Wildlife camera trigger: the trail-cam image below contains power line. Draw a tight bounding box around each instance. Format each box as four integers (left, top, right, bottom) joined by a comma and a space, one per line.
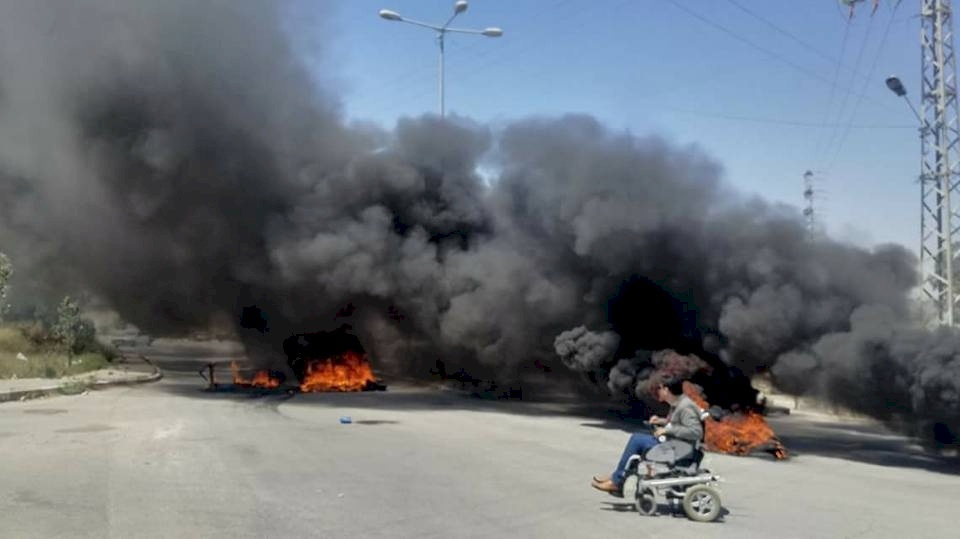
818, 13, 876, 170
825, 3, 899, 170
442, 0, 603, 98
724, 0, 868, 80
716, 1, 904, 170
664, 0, 890, 111
813, 21, 851, 166
355, 0, 905, 137
664, 106, 913, 128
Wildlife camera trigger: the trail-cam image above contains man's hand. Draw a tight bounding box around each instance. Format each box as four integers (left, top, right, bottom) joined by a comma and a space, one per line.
648, 415, 667, 426
653, 427, 667, 438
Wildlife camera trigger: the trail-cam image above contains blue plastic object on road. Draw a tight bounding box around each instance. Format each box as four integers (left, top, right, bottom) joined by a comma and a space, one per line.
339, 416, 352, 424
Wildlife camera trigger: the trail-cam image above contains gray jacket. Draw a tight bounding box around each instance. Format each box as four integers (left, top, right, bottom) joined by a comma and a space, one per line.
663, 395, 704, 443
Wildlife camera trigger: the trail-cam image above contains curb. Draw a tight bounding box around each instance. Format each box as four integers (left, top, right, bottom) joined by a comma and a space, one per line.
0, 355, 163, 404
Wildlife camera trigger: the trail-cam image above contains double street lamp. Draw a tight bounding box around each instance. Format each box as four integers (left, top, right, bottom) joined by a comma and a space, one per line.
379, 1, 503, 119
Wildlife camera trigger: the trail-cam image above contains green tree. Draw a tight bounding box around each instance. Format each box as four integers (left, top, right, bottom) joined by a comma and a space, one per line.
53, 296, 96, 359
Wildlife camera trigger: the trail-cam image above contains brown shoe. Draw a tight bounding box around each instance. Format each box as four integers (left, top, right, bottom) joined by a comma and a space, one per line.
590, 479, 620, 494
592, 474, 611, 483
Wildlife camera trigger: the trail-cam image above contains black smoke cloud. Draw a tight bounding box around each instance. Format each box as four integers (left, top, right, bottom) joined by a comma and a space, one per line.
0, 1, 956, 447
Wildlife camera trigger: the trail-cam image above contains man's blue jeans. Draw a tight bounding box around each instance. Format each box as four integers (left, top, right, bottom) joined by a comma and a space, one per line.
612, 433, 658, 485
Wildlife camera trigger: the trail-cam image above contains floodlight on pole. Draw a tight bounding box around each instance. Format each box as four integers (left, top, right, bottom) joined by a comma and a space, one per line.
378, 1, 502, 118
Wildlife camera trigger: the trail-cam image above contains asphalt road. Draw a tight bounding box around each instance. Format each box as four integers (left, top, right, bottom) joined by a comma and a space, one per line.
1, 340, 957, 538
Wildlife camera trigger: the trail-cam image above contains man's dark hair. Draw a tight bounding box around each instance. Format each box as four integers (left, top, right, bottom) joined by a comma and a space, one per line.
661, 377, 686, 396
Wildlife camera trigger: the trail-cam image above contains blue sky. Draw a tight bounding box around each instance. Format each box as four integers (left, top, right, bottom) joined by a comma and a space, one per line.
290, 0, 920, 250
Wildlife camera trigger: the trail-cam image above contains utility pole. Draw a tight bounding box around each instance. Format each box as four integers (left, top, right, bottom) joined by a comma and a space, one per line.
803, 170, 816, 239
886, 1, 959, 326
919, 0, 960, 326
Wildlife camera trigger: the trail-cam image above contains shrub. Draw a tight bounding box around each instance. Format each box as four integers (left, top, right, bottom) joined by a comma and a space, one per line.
18, 321, 56, 347
53, 296, 98, 357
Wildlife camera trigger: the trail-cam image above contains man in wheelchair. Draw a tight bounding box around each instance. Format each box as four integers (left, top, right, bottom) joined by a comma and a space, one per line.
591, 377, 704, 494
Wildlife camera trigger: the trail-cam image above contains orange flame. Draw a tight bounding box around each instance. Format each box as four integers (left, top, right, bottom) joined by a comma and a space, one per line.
231, 361, 281, 389
683, 381, 788, 459
300, 351, 376, 392
704, 410, 788, 459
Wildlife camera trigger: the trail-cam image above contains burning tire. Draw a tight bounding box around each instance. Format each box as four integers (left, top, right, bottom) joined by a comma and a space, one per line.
283, 327, 385, 392
681, 484, 721, 522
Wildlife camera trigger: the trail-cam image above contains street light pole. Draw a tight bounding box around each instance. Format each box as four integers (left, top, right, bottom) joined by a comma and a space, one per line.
379, 1, 503, 119
439, 31, 446, 118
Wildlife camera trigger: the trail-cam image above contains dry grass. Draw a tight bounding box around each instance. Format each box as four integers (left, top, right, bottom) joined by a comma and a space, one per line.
0, 326, 110, 379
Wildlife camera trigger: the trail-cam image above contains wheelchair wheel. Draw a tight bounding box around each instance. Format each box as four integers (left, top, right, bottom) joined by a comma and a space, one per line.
682, 484, 721, 522
637, 488, 658, 516
621, 474, 638, 505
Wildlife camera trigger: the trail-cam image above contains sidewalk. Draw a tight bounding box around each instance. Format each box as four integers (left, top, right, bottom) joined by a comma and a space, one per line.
0, 354, 162, 403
